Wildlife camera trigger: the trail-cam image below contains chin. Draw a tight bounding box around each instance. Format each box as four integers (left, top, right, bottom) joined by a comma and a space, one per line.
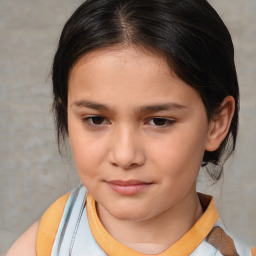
109, 205, 151, 222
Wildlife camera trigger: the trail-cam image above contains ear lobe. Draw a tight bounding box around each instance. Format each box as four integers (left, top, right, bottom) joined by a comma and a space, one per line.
205, 96, 235, 152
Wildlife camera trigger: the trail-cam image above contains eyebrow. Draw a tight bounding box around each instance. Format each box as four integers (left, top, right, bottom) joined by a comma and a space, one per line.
138, 103, 187, 115
72, 100, 110, 111
72, 100, 187, 113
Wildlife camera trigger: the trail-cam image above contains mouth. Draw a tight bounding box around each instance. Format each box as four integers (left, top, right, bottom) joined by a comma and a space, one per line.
106, 180, 153, 196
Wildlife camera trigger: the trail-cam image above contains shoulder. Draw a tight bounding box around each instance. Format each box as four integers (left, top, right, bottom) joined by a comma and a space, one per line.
36, 192, 70, 255
5, 192, 70, 256
206, 220, 254, 256
5, 220, 40, 256
198, 195, 254, 256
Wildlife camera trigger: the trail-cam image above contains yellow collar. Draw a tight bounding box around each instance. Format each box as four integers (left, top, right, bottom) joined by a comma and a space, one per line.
86, 193, 219, 256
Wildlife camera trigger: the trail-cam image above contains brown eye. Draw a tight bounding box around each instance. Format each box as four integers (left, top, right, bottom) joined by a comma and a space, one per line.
90, 116, 105, 125
152, 118, 168, 126
82, 116, 108, 126
148, 118, 175, 127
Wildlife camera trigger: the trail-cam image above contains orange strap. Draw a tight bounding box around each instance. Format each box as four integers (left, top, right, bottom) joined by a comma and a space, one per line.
36, 193, 70, 256
252, 247, 256, 256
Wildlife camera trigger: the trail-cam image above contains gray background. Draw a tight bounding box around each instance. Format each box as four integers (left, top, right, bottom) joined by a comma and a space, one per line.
0, 0, 255, 254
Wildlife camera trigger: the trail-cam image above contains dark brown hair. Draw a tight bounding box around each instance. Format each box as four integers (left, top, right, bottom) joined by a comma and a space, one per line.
52, 0, 239, 180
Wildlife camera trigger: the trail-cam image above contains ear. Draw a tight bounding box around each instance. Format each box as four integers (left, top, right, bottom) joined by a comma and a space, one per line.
205, 96, 235, 152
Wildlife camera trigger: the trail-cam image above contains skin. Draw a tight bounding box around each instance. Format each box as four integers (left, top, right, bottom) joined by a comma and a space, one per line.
5, 220, 39, 256
67, 46, 234, 253
6, 46, 234, 255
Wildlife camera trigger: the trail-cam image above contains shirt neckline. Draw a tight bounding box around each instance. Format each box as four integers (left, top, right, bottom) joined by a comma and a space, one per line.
86, 193, 219, 256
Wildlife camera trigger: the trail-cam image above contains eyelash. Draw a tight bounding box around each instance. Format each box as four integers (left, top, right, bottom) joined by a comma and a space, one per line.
147, 118, 175, 127
82, 116, 109, 127
81, 116, 175, 128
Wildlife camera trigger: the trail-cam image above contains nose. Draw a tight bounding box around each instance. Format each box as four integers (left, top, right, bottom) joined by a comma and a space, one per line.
108, 126, 145, 170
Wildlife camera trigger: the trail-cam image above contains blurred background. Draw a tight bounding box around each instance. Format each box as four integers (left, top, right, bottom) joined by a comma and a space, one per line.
0, 0, 255, 254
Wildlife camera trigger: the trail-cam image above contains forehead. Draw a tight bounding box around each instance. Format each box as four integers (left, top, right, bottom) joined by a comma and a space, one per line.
69, 45, 171, 81
67, 46, 202, 110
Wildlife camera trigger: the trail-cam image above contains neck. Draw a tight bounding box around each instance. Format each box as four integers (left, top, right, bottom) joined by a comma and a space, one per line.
97, 189, 203, 254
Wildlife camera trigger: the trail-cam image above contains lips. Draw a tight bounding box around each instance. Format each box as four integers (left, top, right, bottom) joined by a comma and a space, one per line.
106, 180, 152, 196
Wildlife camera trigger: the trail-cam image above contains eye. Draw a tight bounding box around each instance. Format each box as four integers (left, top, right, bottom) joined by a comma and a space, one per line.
148, 118, 174, 127
82, 115, 108, 126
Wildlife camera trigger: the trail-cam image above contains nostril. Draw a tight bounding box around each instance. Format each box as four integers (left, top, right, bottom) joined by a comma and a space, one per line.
109, 151, 145, 170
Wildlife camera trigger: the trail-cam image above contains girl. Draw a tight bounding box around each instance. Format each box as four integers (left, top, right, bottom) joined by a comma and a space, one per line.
7, 0, 255, 255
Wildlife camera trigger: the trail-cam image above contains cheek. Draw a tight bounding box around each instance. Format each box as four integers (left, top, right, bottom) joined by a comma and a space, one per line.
149, 130, 206, 178
68, 121, 106, 177
70, 138, 104, 168
70, 138, 104, 191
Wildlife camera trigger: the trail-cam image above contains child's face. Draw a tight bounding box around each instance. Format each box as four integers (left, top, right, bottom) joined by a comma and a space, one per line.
68, 46, 212, 222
